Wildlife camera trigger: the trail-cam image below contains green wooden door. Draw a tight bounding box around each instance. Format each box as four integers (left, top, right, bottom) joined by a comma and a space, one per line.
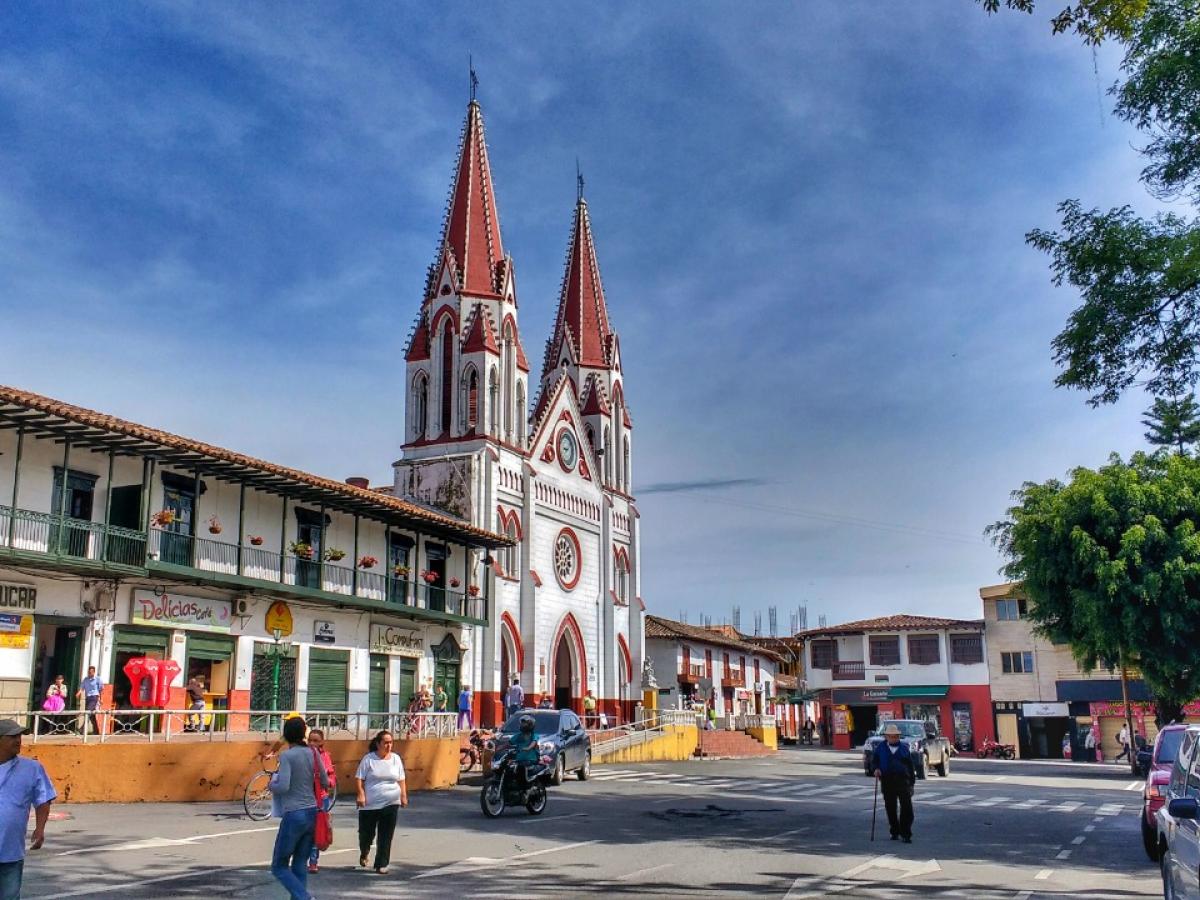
434, 662, 459, 712
369, 654, 388, 729
307, 648, 348, 713
397, 659, 417, 712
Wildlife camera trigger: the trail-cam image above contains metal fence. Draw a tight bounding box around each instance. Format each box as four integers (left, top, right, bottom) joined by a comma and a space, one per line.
17, 709, 460, 743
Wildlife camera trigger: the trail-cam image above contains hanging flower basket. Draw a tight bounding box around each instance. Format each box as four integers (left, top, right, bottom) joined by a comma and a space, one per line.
358, 555, 378, 569
248, 535, 264, 546
449, 577, 462, 588
151, 509, 175, 528
207, 515, 223, 535
289, 541, 314, 561
421, 569, 440, 584
393, 564, 411, 579
467, 584, 480, 597
324, 548, 346, 562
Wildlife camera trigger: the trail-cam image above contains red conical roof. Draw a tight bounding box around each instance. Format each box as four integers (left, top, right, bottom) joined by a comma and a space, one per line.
438, 101, 505, 297
462, 305, 500, 355
547, 199, 613, 370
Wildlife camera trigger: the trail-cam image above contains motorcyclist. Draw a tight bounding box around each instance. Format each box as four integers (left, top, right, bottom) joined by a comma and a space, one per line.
513, 714, 540, 786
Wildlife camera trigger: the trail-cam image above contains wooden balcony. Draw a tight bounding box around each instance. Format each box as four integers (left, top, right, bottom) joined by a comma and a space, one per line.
832, 661, 866, 681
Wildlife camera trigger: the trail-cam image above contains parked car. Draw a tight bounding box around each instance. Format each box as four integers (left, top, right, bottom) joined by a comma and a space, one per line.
861, 719, 953, 779
1143, 724, 1190, 860
1154, 724, 1200, 898
493, 708, 591, 785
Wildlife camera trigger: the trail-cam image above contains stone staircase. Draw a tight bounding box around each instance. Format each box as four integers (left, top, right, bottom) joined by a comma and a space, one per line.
695, 729, 774, 759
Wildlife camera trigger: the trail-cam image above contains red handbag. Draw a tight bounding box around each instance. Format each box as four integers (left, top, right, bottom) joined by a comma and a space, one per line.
311, 748, 333, 851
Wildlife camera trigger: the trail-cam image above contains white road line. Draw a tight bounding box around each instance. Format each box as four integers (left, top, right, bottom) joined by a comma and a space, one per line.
923, 793, 975, 806
1011, 799, 1046, 809
1015, 891, 1033, 899
412, 839, 601, 879
1072, 836, 1086, 845
55, 826, 278, 857
517, 812, 588, 825
616, 863, 675, 881
1035, 869, 1053, 880
1055, 849, 1072, 860
972, 796, 1013, 807
770, 827, 809, 840
1050, 802, 1083, 813
992, 775, 1009, 782
1127, 781, 1143, 791
1096, 804, 1123, 816
1084, 825, 1096, 833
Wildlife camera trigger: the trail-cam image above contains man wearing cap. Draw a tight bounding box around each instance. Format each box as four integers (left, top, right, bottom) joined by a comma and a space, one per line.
0, 719, 57, 898
872, 722, 916, 843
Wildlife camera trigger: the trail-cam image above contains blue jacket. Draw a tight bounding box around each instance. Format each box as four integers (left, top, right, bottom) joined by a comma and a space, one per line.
872, 740, 916, 781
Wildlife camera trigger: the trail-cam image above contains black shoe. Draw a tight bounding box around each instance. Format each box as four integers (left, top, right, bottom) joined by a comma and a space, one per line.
902, 836, 912, 843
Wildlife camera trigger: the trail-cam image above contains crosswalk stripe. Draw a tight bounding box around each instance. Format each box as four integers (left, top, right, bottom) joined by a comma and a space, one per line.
1012, 799, 1047, 809
1050, 802, 1083, 813
972, 796, 1013, 807
922, 793, 975, 806
1096, 804, 1123, 816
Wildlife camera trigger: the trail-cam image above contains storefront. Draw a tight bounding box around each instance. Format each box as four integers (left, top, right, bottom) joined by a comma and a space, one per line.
369, 622, 421, 713
830, 684, 993, 751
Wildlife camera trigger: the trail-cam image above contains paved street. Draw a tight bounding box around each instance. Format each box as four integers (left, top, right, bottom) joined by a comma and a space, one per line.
21, 747, 1157, 898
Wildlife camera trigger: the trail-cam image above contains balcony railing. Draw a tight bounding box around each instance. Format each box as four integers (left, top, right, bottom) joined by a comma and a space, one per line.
832, 661, 866, 681
721, 667, 744, 687
678, 663, 705, 683
148, 529, 485, 621
0, 504, 146, 568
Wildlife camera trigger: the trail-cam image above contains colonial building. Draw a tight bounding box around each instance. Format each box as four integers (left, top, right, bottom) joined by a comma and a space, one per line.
0, 386, 509, 724
802, 614, 994, 752
980, 581, 1164, 760
395, 97, 644, 725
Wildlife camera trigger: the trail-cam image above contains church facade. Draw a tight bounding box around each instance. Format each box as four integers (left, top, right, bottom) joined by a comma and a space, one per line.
394, 98, 644, 726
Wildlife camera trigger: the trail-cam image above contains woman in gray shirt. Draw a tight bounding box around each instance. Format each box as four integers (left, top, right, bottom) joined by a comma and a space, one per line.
268, 717, 329, 899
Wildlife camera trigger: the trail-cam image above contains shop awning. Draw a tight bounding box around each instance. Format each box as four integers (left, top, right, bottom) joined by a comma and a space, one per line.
888, 685, 949, 699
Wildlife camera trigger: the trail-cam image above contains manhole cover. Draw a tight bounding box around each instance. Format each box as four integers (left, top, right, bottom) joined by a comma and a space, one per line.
650, 804, 780, 821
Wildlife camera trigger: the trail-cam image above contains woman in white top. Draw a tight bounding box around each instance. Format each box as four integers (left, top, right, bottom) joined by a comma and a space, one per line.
355, 729, 407, 875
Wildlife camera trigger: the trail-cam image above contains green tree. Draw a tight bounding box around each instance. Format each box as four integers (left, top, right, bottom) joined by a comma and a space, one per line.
977, 0, 1149, 44
988, 451, 1200, 723
1142, 393, 1200, 451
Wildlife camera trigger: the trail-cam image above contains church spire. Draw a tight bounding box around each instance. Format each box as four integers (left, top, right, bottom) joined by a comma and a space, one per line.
435, 98, 505, 298
545, 190, 613, 372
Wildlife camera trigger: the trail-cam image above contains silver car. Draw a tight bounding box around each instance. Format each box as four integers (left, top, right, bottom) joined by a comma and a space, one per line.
1155, 725, 1200, 898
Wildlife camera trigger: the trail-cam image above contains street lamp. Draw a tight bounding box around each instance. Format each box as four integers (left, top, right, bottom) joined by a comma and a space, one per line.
262, 627, 291, 731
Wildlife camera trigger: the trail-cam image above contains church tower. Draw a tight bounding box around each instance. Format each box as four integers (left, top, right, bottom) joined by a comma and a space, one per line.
403, 98, 531, 456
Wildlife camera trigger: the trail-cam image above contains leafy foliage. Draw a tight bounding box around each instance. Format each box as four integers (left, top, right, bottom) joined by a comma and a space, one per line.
1142, 393, 1200, 451
1027, 201, 1200, 406
977, 0, 1149, 43
989, 452, 1200, 714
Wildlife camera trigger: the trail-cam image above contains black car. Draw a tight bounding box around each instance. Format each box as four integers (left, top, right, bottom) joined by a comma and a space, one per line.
861, 719, 953, 779
494, 708, 591, 785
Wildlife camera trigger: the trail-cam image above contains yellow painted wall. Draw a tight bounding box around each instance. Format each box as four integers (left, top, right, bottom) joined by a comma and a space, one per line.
593, 724, 699, 764
748, 726, 778, 750
24, 737, 459, 804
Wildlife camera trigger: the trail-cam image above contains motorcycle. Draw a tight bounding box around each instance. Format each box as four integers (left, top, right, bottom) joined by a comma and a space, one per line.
978, 737, 1015, 760
460, 729, 493, 772
480, 748, 551, 818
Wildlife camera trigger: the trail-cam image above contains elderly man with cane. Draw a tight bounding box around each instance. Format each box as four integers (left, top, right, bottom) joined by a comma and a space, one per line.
872, 722, 916, 843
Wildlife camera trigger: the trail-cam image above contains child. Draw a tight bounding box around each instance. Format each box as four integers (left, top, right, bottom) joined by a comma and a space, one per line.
307, 729, 336, 874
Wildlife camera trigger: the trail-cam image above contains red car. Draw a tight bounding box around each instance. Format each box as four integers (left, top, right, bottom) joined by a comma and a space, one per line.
1143, 723, 1189, 859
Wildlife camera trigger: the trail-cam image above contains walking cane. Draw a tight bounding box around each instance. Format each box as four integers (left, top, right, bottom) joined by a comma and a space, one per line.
870, 775, 879, 841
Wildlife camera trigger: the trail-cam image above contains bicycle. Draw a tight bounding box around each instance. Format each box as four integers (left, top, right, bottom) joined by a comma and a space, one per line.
244, 754, 339, 821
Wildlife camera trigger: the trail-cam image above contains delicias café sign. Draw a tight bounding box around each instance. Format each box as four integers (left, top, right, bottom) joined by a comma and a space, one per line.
132, 589, 232, 633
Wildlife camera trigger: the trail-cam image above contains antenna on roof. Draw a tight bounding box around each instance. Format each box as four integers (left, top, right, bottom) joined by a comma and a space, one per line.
576, 158, 585, 203
768, 607, 778, 638
703, 615, 711, 628
469, 55, 479, 102
680, 609, 687, 625
753, 611, 762, 637
818, 614, 827, 628
732, 606, 741, 632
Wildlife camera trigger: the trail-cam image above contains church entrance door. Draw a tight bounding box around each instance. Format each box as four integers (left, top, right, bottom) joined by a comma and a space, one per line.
553, 636, 573, 710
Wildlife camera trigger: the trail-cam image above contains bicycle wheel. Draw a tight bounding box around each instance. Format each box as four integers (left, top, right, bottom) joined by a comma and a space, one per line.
244, 770, 273, 821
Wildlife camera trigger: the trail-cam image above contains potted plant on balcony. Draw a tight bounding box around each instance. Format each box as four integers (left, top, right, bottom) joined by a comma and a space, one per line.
207, 515, 223, 535
449, 576, 461, 588
358, 555, 378, 569
467, 584, 480, 597
289, 541, 314, 561
392, 564, 410, 579
421, 569, 439, 584
248, 535, 264, 546
151, 509, 175, 528
323, 548, 346, 563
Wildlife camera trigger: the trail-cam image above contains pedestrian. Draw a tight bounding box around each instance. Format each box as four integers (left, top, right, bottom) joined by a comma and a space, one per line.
268, 715, 328, 900
434, 683, 448, 713
1084, 726, 1097, 763
41, 675, 67, 734
804, 718, 816, 745
505, 676, 523, 718
75, 666, 104, 736
457, 685, 473, 731
306, 729, 336, 875
185, 674, 206, 732
1116, 724, 1131, 763
0, 719, 56, 900
583, 690, 597, 727
355, 729, 407, 876
872, 722, 916, 843
538, 695, 554, 709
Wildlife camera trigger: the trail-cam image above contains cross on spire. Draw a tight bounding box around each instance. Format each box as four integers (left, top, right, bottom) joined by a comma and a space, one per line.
469, 56, 479, 103
576, 158, 585, 203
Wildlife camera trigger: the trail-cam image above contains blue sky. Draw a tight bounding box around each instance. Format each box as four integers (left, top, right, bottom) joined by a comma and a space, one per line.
0, 3, 1162, 630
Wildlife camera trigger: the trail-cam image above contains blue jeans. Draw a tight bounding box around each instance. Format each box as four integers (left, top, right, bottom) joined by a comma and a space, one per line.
272, 808, 316, 899
0, 860, 23, 900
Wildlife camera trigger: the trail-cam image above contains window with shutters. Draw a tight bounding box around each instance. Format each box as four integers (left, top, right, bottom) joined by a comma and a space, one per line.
869, 636, 900, 666
810, 640, 834, 670
1001, 651, 1034, 674
907, 634, 940, 665
950, 634, 984, 664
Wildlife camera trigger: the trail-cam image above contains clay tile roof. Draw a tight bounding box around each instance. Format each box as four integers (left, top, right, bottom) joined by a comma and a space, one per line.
797, 614, 983, 639
645, 614, 782, 660
0, 385, 511, 547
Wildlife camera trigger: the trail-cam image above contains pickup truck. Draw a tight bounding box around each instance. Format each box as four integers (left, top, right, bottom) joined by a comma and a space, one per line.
861, 719, 954, 779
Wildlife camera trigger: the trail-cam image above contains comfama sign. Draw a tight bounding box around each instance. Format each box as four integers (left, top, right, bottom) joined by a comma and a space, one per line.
132, 589, 232, 633
370, 624, 423, 658
0, 582, 36, 611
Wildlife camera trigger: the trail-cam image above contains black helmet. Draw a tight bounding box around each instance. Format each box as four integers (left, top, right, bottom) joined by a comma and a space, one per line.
519, 715, 535, 733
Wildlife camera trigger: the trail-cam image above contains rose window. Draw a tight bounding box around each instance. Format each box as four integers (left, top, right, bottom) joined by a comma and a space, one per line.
554, 530, 581, 590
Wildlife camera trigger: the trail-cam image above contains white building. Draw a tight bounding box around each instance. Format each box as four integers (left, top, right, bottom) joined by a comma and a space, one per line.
0, 386, 509, 725
395, 97, 644, 725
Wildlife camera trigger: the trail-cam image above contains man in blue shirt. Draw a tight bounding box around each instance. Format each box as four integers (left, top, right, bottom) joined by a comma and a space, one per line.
75, 666, 104, 735
0, 718, 57, 898
505, 677, 524, 718
872, 722, 916, 843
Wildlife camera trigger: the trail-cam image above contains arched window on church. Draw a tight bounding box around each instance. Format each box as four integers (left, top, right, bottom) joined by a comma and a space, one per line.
615, 551, 629, 604
623, 437, 631, 492
502, 322, 516, 441
462, 366, 479, 432
489, 367, 499, 436
585, 424, 595, 454
515, 382, 526, 446
412, 372, 428, 440
603, 425, 612, 485
507, 519, 521, 577
439, 322, 456, 435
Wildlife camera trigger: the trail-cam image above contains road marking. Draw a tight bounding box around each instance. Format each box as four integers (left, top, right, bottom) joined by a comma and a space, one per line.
972, 796, 1013, 807
785, 855, 941, 899
1072, 836, 1086, 845
1084, 825, 1096, 833
770, 827, 809, 840
1126, 781, 1143, 791
922, 793, 975, 806
1055, 849, 1072, 860
1050, 801, 1083, 813
1011, 799, 1046, 809
412, 839, 601, 879
55, 826, 278, 857
517, 812, 588, 825
616, 863, 675, 881
1035, 869, 1053, 880
992, 775, 1008, 782
1096, 804, 1123, 816
1015, 892, 1033, 899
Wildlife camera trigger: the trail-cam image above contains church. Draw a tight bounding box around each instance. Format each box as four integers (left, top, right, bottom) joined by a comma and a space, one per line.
394, 94, 645, 727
